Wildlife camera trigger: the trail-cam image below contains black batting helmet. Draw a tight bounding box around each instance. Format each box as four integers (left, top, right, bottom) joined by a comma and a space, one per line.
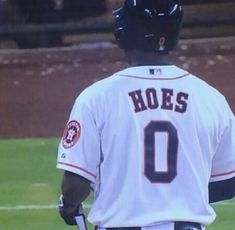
113, 0, 183, 53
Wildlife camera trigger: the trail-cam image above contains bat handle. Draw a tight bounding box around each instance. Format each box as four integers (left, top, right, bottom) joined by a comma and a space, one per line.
75, 215, 87, 230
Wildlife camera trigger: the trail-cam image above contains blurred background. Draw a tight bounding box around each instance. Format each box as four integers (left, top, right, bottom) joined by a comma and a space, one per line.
0, 0, 234, 139
0, 0, 234, 49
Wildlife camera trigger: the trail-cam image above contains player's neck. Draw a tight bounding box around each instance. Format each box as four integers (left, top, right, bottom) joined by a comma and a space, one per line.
125, 50, 171, 66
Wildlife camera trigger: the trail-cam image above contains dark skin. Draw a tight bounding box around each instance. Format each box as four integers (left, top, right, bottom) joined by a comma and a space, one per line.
61, 171, 91, 216
125, 50, 170, 66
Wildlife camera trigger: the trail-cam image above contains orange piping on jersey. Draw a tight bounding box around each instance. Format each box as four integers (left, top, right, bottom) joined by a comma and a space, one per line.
58, 161, 96, 178
117, 73, 190, 80
211, 169, 235, 178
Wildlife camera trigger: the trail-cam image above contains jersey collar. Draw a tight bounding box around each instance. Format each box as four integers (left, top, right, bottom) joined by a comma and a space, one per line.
116, 65, 189, 80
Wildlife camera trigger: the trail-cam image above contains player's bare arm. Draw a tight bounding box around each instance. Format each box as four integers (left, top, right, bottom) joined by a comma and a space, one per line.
59, 171, 91, 225
209, 176, 235, 203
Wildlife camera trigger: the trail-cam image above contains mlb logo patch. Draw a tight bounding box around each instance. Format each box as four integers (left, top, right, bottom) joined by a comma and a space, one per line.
149, 68, 162, 76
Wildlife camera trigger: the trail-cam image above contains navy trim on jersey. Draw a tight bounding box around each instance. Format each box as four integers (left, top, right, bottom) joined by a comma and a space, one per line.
209, 176, 235, 203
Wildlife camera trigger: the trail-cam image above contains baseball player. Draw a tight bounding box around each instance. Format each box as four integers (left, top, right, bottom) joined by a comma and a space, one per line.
56, 0, 235, 230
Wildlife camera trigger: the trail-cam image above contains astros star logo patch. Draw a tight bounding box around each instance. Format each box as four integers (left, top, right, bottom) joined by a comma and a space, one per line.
62, 120, 81, 149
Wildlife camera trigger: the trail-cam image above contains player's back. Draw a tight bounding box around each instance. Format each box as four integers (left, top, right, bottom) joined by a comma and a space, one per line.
84, 65, 229, 227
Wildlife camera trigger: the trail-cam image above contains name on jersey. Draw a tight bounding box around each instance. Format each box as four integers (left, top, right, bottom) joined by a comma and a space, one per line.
128, 88, 189, 113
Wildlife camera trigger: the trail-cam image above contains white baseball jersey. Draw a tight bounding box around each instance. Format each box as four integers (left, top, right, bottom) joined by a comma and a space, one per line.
57, 65, 235, 228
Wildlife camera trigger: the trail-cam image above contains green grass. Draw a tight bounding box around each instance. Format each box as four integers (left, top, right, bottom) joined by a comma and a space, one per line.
0, 138, 61, 206
208, 202, 235, 230
0, 138, 234, 230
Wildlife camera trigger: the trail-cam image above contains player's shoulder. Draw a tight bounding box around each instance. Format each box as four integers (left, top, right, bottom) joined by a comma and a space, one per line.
75, 71, 123, 103
183, 70, 228, 110
84, 73, 119, 93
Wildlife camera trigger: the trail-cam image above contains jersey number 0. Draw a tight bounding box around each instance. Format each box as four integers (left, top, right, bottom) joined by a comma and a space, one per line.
144, 121, 178, 183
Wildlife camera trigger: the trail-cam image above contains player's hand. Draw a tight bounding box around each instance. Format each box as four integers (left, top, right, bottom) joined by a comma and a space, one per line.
58, 194, 84, 225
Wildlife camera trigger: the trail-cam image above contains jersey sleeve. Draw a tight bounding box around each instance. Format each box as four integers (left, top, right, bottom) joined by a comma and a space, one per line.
210, 102, 235, 183
56, 92, 101, 183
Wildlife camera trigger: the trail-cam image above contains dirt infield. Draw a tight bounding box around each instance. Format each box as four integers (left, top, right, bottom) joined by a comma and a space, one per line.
0, 37, 235, 138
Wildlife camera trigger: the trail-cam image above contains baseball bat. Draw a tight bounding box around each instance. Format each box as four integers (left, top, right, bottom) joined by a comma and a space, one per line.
75, 215, 87, 230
